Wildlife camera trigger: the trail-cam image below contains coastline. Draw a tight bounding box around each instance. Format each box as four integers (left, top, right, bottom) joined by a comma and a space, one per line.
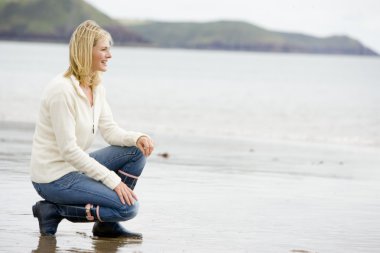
1, 121, 380, 252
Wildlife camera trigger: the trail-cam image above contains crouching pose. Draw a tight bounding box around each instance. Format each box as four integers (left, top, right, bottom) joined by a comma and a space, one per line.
30, 20, 154, 238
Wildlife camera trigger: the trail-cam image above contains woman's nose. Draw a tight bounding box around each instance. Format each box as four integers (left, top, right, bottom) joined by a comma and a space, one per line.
107, 51, 112, 59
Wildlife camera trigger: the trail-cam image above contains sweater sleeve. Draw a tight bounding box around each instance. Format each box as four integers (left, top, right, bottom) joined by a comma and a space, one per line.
48, 91, 121, 190
98, 88, 146, 146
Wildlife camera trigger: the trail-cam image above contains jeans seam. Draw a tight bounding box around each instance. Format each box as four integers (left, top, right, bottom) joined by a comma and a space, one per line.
101, 150, 138, 167
69, 185, 124, 208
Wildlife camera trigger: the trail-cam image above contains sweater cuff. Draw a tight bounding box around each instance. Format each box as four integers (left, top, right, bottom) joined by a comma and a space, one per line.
102, 171, 122, 190
134, 133, 150, 146
124, 132, 148, 146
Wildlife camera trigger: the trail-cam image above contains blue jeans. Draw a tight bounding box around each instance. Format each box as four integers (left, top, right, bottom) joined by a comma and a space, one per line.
32, 146, 146, 222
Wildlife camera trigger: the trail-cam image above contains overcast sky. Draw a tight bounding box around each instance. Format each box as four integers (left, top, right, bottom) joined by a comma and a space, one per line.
86, 0, 380, 53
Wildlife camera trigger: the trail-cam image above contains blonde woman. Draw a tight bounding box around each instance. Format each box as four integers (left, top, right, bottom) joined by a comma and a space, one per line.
30, 20, 154, 239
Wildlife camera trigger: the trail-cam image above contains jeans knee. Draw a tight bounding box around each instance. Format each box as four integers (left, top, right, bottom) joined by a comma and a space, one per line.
118, 201, 139, 221
128, 148, 146, 176
135, 148, 146, 166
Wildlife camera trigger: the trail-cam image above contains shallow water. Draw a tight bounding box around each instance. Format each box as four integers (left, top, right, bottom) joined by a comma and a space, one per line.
1, 122, 380, 252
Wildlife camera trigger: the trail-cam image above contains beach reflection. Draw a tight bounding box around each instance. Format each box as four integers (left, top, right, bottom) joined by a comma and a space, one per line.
32, 236, 57, 253
91, 237, 142, 253
31, 235, 142, 253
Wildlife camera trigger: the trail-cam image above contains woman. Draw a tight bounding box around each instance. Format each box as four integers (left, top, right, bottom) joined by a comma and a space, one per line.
30, 20, 154, 239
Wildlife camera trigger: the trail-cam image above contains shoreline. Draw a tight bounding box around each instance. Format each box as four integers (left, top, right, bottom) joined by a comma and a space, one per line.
1, 119, 379, 153
1, 120, 380, 252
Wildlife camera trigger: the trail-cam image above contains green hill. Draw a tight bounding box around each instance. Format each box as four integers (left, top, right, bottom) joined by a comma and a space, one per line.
123, 20, 377, 56
0, 0, 377, 56
0, 0, 146, 44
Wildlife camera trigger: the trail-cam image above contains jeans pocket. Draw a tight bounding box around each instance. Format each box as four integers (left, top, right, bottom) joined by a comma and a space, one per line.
53, 172, 80, 189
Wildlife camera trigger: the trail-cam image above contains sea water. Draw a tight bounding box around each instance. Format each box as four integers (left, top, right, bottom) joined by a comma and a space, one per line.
0, 41, 379, 148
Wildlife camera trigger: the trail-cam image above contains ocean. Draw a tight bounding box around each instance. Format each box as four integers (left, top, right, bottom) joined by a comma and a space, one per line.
1, 41, 380, 147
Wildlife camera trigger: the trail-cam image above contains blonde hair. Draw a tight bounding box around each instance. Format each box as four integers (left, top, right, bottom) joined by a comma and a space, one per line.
64, 20, 113, 87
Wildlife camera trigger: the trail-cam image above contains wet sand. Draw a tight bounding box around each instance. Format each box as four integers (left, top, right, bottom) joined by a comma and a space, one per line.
1, 121, 380, 252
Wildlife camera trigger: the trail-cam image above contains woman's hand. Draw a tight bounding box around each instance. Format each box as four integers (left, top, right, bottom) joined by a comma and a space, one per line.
137, 136, 154, 157
114, 182, 138, 206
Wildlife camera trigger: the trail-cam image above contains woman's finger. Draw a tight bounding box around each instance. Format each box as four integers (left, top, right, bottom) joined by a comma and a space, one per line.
116, 188, 125, 205
146, 139, 154, 156
131, 190, 138, 201
126, 186, 138, 204
149, 145, 154, 156
137, 141, 148, 156
143, 137, 154, 156
128, 192, 135, 205
122, 187, 132, 206
142, 139, 150, 156
137, 136, 155, 157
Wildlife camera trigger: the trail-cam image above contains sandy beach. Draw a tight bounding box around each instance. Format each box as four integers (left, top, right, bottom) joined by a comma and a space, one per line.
1, 121, 380, 253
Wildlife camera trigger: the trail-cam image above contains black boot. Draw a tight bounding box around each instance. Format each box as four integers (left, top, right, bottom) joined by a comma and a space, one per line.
92, 222, 143, 239
32, 201, 63, 236
117, 170, 139, 190
58, 203, 98, 223
91, 170, 142, 239
33, 201, 98, 236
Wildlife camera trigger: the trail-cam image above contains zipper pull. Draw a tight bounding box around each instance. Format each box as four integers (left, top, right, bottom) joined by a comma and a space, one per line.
92, 105, 95, 134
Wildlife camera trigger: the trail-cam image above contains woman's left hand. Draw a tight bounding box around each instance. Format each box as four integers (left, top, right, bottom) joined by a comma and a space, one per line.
137, 136, 154, 157
114, 182, 137, 206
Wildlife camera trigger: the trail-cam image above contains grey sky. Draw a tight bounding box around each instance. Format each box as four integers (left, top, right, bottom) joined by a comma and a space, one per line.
86, 0, 380, 53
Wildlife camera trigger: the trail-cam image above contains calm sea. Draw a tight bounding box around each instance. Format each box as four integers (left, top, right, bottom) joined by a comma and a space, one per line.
1, 41, 379, 147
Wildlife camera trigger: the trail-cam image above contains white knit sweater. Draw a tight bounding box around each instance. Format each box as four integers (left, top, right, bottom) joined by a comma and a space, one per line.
30, 73, 145, 190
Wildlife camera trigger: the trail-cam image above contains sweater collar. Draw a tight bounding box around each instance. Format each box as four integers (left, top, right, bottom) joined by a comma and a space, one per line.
69, 75, 98, 99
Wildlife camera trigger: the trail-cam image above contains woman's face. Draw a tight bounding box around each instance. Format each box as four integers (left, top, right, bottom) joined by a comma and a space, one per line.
92, 38, 112, 72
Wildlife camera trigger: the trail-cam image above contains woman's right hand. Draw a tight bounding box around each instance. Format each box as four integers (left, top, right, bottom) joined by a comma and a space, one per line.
114, 182, 138, 206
